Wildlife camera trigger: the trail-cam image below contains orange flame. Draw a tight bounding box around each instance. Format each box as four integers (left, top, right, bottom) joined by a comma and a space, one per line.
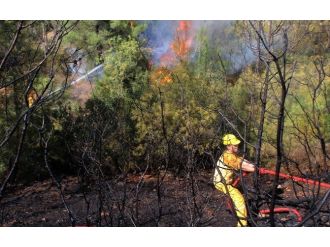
151, 21, 193, 85
171, 20, 193, 59
158, 20, 193, 67
151, 67, 173, 85
159, 53, 175, 67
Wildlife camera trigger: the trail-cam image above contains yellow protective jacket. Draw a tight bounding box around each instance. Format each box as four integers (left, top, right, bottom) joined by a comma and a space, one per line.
213, 151, 248, 226
213, 151, 243, 185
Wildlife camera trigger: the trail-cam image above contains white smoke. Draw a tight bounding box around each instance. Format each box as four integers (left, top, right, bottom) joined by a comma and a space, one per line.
144, 20, 256, 73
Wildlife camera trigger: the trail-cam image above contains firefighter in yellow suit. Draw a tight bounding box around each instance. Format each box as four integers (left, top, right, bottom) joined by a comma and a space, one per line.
213, 134, 255, 227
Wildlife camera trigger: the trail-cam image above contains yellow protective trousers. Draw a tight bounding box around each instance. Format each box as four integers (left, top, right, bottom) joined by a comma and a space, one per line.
215, 183, 247, 227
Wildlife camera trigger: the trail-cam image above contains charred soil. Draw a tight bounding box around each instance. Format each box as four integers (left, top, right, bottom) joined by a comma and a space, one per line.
1, 170, 329, 227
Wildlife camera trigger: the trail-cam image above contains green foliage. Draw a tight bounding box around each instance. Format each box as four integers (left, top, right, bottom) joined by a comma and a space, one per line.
95, 37, 148, 106
0, 21, 77, 183
132, 62, 226, 171
231, 21, 330, 168
63, 21, 150, 173
285, 56, 330, 144
1, 20, 330, 184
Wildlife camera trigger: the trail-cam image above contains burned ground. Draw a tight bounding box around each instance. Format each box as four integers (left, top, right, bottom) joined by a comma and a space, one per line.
0, 170, 329, 227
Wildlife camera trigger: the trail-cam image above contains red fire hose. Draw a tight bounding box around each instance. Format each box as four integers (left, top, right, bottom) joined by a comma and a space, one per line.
258, 168, 330, 189
230, 167, 330, 224
259, 207, 302, 222
232, 172, 248, 187
233, 168, 330, 189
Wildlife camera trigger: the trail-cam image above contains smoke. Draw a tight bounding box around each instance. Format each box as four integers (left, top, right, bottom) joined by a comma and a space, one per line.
68, 20, 258, 103
144, 20, 256, 73
198, 20, 255, 73
144, 20, 199, 67
144, 20, 179, 65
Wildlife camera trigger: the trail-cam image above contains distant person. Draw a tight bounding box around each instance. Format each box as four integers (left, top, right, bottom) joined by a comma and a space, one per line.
213, 134, 255, 227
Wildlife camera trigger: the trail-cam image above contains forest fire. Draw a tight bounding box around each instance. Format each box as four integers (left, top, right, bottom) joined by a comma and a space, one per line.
171, 20, 193, 58
151, 21, 193, 85
150, 67, 173, 85
159, 20, 193, 66
2, 20, 330, 230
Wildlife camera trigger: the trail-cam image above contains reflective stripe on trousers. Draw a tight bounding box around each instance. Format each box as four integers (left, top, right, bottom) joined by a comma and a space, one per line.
215, 182, 247, 227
